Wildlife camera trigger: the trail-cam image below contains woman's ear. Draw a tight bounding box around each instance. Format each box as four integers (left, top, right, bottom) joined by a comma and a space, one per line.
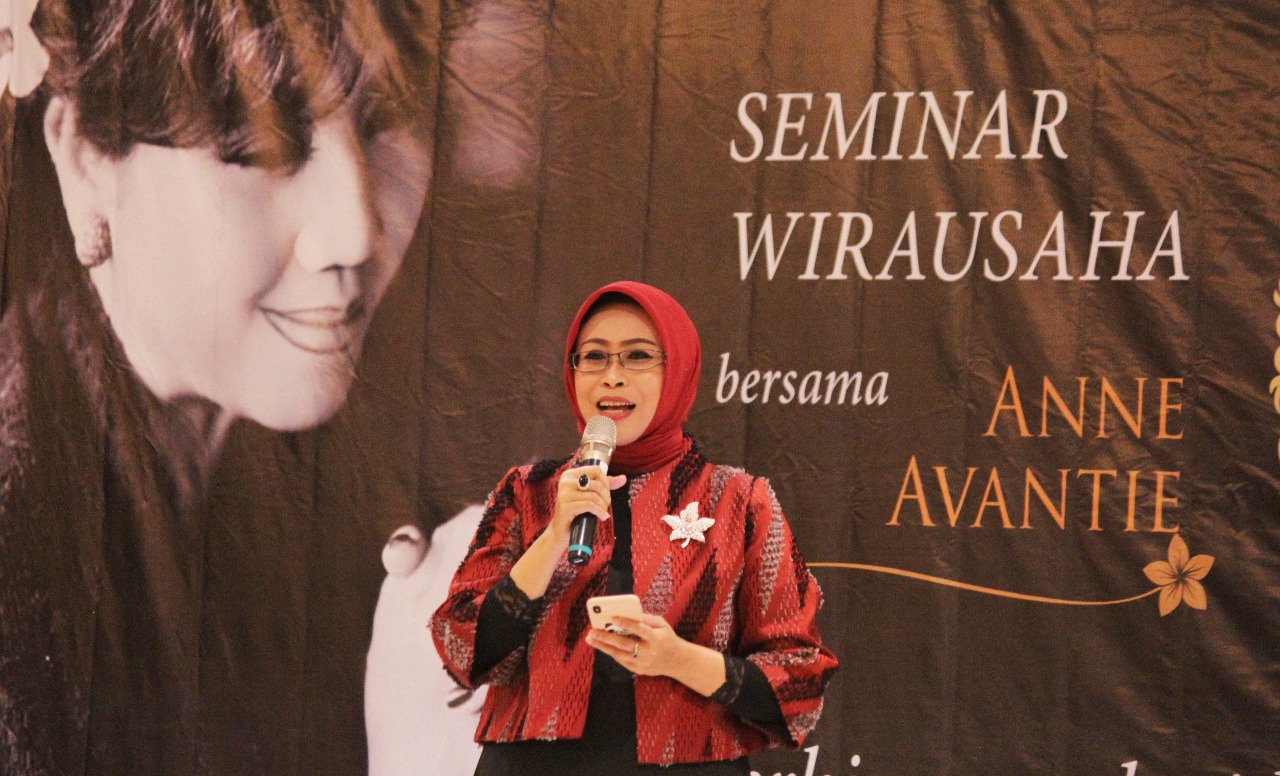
43, 96, 117, 266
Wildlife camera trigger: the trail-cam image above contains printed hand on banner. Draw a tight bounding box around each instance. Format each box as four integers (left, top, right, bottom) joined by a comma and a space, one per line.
366, 508, 487, 776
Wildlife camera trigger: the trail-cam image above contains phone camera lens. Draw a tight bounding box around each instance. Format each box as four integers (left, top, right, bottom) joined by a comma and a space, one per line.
592, 605, 601, 613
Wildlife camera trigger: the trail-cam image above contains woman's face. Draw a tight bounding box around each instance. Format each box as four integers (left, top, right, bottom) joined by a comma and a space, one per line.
82, 103, 432, 430
573, 302, 664, 448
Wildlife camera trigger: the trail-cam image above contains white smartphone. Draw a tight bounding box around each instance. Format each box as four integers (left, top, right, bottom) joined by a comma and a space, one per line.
586, 594, 644, 636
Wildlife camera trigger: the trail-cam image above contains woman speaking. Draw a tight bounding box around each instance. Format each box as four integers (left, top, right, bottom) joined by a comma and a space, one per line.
432, 281, 838, 774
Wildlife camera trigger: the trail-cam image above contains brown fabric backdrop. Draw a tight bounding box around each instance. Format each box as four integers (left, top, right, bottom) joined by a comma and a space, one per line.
2, 1, 1277, 774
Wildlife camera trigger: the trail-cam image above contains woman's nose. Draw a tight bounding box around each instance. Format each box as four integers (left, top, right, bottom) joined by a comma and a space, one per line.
291, 113, 378, 273
601, 359, 628, 385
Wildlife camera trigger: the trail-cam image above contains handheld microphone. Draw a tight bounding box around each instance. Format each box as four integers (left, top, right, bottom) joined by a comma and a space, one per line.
567, 415, 617, 566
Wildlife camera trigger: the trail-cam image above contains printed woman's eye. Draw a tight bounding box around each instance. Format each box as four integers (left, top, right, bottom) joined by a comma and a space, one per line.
581, 350, 610, 365
219, 122, 312, 171
623, 349, 656, 365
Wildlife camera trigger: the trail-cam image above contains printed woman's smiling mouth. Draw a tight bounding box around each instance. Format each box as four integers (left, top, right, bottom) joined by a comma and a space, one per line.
261, 299, 367, 355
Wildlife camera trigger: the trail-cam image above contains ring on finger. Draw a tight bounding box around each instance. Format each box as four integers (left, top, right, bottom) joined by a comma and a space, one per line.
631, 641, 639, 659
577, 473, 591, 491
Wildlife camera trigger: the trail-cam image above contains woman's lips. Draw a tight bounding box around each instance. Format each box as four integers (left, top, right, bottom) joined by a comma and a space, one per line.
261, 300, 365, 355
596, 399, 636, 420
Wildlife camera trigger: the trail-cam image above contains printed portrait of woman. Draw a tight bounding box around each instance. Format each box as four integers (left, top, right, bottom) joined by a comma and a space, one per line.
0, 0, 475, 772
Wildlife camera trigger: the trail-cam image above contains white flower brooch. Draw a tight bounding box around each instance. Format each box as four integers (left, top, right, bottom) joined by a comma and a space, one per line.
2, 0, 49, 98
661, 502, 714, 547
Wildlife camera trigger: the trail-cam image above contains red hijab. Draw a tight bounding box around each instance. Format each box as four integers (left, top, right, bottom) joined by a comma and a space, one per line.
563, 282, 701, 474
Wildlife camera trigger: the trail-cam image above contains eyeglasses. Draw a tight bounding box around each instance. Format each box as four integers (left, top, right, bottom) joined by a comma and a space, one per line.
569, 348, 666, 373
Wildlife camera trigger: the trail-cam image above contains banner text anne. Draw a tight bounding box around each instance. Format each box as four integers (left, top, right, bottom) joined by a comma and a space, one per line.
890, 368, 1186, 533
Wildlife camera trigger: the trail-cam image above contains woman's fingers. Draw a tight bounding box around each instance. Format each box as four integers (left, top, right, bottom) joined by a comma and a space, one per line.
586, 628, 649, 672
586, 628, 634, 654
563, 466, 612, 500
549, 466, 626, 548
586, 614, 682, 677
609, 616, 645, 636
610, 614, 669, 643
558, 466, 612, 519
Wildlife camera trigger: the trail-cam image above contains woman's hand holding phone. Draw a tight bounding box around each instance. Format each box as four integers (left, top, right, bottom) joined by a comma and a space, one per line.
584, 596, 728, 697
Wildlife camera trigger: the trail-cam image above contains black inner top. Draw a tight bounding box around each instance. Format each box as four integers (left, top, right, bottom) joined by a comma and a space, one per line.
468, 485, 785, 775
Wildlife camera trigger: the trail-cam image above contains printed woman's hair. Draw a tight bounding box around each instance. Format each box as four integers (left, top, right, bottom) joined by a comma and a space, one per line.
32, 0, 435, 170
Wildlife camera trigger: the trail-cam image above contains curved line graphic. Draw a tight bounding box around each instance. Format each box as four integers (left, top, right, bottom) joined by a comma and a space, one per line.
809, 562, 1161, 606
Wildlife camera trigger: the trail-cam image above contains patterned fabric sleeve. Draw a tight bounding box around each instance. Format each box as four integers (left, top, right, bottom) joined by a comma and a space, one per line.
471, 575, 543, 681
716, 655, 786, 725
736, 476, 839, 747
708, 653, 746, 706
430, 467, 532, 689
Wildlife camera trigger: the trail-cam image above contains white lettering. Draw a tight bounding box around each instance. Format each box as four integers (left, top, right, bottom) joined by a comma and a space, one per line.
716, 353, 739, 403
730, 92, 767, 162
732, 209, 1187, 282
1025, 89, 1070, 159
876, 211, 927, 280
986, 210, 1022, 281
765, 93, 813, 161
811, 92, 883, 161
730, 89, 1069, 162
1020, 211, 1071, 280
780, 372, 797, 404
740, 370, 761, 403
829, 212, 874, 280
798, 212, 833, 280
799, 372, 824, 404
933, 211, 987, 282
1084, 211, 1144, 281
735, 212, 806, 280
882, 92, 915, 160
1137, 211, 1188, 280
964, 91, 1015, 160
715, 353, 890, 407
909, 91, 973, 160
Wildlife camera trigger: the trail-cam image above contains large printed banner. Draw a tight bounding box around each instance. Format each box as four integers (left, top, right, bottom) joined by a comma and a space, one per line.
1, 1, 1276, 774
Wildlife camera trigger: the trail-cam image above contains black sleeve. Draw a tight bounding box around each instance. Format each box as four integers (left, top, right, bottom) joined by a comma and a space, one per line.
709, 654, 786, 725
470, 575, 542, 683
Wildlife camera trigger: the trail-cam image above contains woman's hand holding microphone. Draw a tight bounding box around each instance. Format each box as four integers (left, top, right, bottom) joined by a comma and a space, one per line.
508, 465, 625, 600
545, 466, 627, 549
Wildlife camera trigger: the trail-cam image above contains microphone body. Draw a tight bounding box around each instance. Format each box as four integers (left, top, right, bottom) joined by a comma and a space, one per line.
567, 416, 616, 566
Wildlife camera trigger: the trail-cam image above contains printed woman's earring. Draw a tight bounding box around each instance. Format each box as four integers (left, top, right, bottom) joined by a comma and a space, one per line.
77, 216, 112, 268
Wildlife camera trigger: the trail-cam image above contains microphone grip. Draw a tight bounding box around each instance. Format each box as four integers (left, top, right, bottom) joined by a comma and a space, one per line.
566, 452, 608, 566
567, 512, 597, 566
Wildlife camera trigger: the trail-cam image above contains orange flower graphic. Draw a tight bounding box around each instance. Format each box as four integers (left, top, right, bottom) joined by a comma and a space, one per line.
1143, 534, 1214, 616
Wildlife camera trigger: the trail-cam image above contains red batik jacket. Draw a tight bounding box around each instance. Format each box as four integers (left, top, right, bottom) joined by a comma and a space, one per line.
431, 442, 838, 765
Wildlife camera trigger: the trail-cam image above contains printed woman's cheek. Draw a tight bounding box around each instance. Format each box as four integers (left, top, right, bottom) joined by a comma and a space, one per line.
44, 102, 432, 431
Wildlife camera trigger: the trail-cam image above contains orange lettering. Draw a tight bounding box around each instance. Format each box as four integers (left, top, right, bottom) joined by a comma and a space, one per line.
985, 366, 1031, 437
1152, 471, 1180, 532
1078, 469, 1117, 531
889, 456, 933, 526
